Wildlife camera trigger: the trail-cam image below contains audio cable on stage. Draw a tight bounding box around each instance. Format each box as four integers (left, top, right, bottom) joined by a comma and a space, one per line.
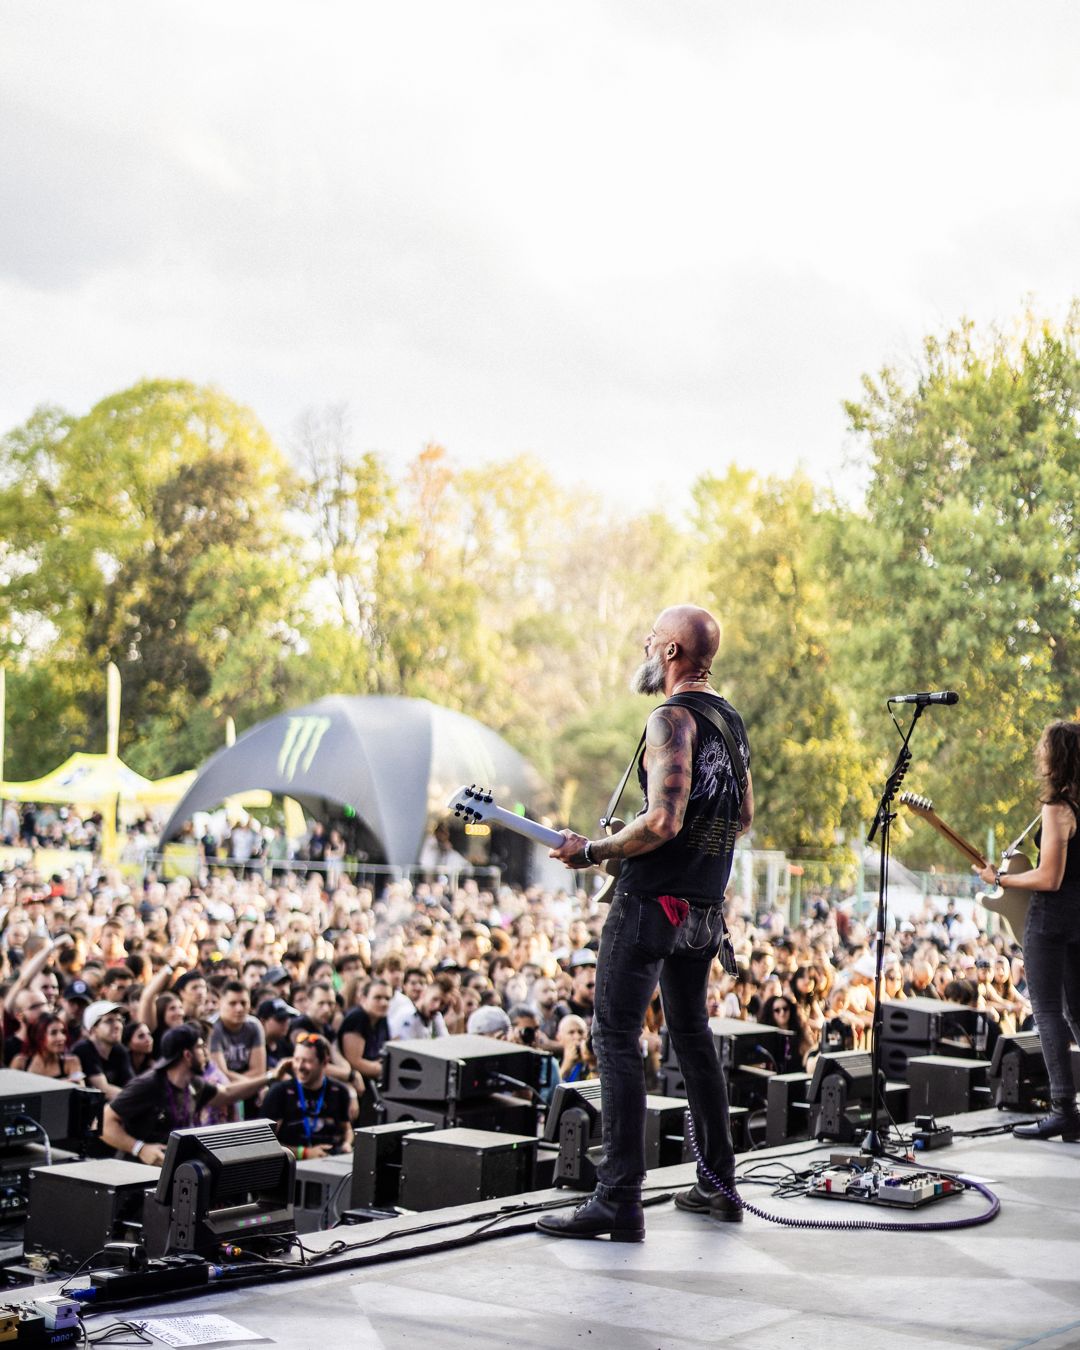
685, 1111, 1001, 1234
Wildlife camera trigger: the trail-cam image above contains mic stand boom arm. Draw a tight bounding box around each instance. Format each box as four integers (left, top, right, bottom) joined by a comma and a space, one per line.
863, 703, 926, 1156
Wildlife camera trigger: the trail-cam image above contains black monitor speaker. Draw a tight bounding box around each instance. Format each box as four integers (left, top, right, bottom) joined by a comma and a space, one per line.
990, 1032, 1048, 1109
543, 1081, 602, 1189
807, 1051, 876, 1105
807, 1051, 878, 1142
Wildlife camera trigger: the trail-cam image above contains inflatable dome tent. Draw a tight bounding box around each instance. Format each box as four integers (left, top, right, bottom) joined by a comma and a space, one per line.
160, 695, 553, 869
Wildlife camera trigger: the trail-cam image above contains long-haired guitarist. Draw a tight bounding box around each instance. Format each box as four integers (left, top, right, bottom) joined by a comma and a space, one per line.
537, 604, 753, 1242
974, 720, 1080, 1142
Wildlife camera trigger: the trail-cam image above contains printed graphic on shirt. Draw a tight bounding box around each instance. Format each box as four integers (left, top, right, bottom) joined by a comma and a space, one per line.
689, 734, 749, 803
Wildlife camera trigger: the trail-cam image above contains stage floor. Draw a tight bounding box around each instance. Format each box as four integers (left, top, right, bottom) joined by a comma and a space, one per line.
23, 1108, 1080, 1350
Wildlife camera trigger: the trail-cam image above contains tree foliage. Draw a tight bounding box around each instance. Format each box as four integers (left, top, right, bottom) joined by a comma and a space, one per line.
0, 381, 305, 777
839, 309, 1080, 863
693, 468, 876, 863
4, 308, 1080, 876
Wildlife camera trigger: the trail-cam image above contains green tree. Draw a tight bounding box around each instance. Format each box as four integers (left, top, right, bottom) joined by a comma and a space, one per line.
0, 380, 308, 777
840, 309, 1080, 866
693, 467, 875, 865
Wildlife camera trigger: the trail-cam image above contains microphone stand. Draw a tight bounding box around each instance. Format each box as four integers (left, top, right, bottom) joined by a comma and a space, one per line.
862, 702, 926, 1156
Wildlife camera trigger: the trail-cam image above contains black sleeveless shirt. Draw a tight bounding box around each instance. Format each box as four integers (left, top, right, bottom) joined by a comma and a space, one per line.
1035, 801, 1080, 903
617, 694, 750, 906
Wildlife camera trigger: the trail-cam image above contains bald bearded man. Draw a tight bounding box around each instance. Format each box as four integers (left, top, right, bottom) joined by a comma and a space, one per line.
538, 605, 754, 1242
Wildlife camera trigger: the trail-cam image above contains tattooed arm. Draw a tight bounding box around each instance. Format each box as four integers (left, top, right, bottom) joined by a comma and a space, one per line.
549, 707, 696, 867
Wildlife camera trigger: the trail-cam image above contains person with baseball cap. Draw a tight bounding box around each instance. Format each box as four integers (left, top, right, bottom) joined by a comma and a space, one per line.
257, 997, 298, 1068
101, 1022, 293, 1167
71, 1001, 132, 1101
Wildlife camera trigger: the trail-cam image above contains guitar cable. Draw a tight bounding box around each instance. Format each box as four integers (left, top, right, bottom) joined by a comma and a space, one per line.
684, 1110, 1001, 1234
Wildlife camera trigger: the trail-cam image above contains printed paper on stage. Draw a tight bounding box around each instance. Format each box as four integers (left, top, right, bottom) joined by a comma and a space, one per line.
141, 1314, 265, 1347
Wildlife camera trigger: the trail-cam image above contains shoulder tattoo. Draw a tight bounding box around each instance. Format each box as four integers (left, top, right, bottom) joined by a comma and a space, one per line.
646, 707, 695, 749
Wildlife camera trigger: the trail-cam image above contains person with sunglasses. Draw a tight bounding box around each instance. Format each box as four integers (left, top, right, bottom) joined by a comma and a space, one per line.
262, 1032, 353, 1159
759, 996, 809, 1071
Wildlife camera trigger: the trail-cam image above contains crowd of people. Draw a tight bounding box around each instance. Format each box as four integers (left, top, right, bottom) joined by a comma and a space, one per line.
0, 823, 1031, 1170
1, 800, 102, 852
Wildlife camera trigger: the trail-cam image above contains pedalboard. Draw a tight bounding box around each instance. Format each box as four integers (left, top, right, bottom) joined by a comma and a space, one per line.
809, 1163, 963, 1208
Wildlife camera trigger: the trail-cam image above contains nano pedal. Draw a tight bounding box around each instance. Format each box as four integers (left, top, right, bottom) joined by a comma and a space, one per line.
31, 1297, 80, 1332
11, 1310, 81, 1347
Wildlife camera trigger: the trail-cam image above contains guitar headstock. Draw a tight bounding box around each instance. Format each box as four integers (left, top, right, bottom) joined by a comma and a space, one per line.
446, 784, 495, 826
899, 792, 934, 817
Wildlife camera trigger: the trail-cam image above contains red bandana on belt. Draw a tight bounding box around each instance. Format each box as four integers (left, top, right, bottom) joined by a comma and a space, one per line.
657, 895, 690, 926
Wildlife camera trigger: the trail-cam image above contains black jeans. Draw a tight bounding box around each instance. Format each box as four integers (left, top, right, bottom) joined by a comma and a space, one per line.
1024, 896, 1080, 1100
591, 890, 735, 1201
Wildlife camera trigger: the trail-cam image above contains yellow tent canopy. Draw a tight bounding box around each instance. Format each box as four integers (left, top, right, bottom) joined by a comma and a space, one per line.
135, 770, 198, 806
0, 752, 153, 804
0, 754, 197, 808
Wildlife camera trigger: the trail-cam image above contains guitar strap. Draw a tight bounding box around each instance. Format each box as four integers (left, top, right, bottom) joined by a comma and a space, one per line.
1004, 813, 1041, 859
600, 728, 647, 830
666, 693, 748, 799
600, 693, 747, 829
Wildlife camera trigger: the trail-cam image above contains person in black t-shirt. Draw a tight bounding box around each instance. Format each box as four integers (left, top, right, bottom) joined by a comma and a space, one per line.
539, 605, 753, 1243
339, 979, 391, 1083
72, 1001, 132, 1101
257, 997, 297, 1068
102, 1023, 292, 1167
290, 982, 358, 1092
261, 1033, 352, 1159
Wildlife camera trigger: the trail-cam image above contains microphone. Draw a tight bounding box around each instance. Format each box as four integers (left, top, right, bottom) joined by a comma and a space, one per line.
889, 690, 959, 706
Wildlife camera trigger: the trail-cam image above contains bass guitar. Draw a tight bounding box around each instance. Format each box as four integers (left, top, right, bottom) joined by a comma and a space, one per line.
899, 792, 1031, 942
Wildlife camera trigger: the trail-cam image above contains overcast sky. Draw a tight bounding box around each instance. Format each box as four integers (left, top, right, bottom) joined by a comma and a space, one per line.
2, 2, 1078, 512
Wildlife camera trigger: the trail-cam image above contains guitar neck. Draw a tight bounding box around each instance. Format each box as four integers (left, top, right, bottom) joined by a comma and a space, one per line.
913, 813, 988, 868
479, 801, 565, 850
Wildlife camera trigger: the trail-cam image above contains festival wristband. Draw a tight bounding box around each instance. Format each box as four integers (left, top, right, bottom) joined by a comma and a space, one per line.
583, 841, 595, 865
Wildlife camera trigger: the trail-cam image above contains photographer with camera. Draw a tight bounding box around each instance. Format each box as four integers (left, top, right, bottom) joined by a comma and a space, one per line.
507, 1003, 560, 1104
555, 1013, 596, 1083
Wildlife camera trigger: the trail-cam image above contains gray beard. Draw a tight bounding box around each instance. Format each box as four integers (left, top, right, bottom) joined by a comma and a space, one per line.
631, 651, 666, 695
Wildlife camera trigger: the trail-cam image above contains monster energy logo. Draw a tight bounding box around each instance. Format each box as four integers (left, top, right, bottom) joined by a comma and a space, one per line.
277, 716, 332, 781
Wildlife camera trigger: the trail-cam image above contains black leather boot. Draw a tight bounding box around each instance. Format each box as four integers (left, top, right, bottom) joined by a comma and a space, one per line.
674, 1180, 744, 1222
1013, 1098, 1080, 1142
536, 1193, 645, 1242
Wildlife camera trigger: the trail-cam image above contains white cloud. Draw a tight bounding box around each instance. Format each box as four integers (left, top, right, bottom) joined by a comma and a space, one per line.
1, 0, 1078, 511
